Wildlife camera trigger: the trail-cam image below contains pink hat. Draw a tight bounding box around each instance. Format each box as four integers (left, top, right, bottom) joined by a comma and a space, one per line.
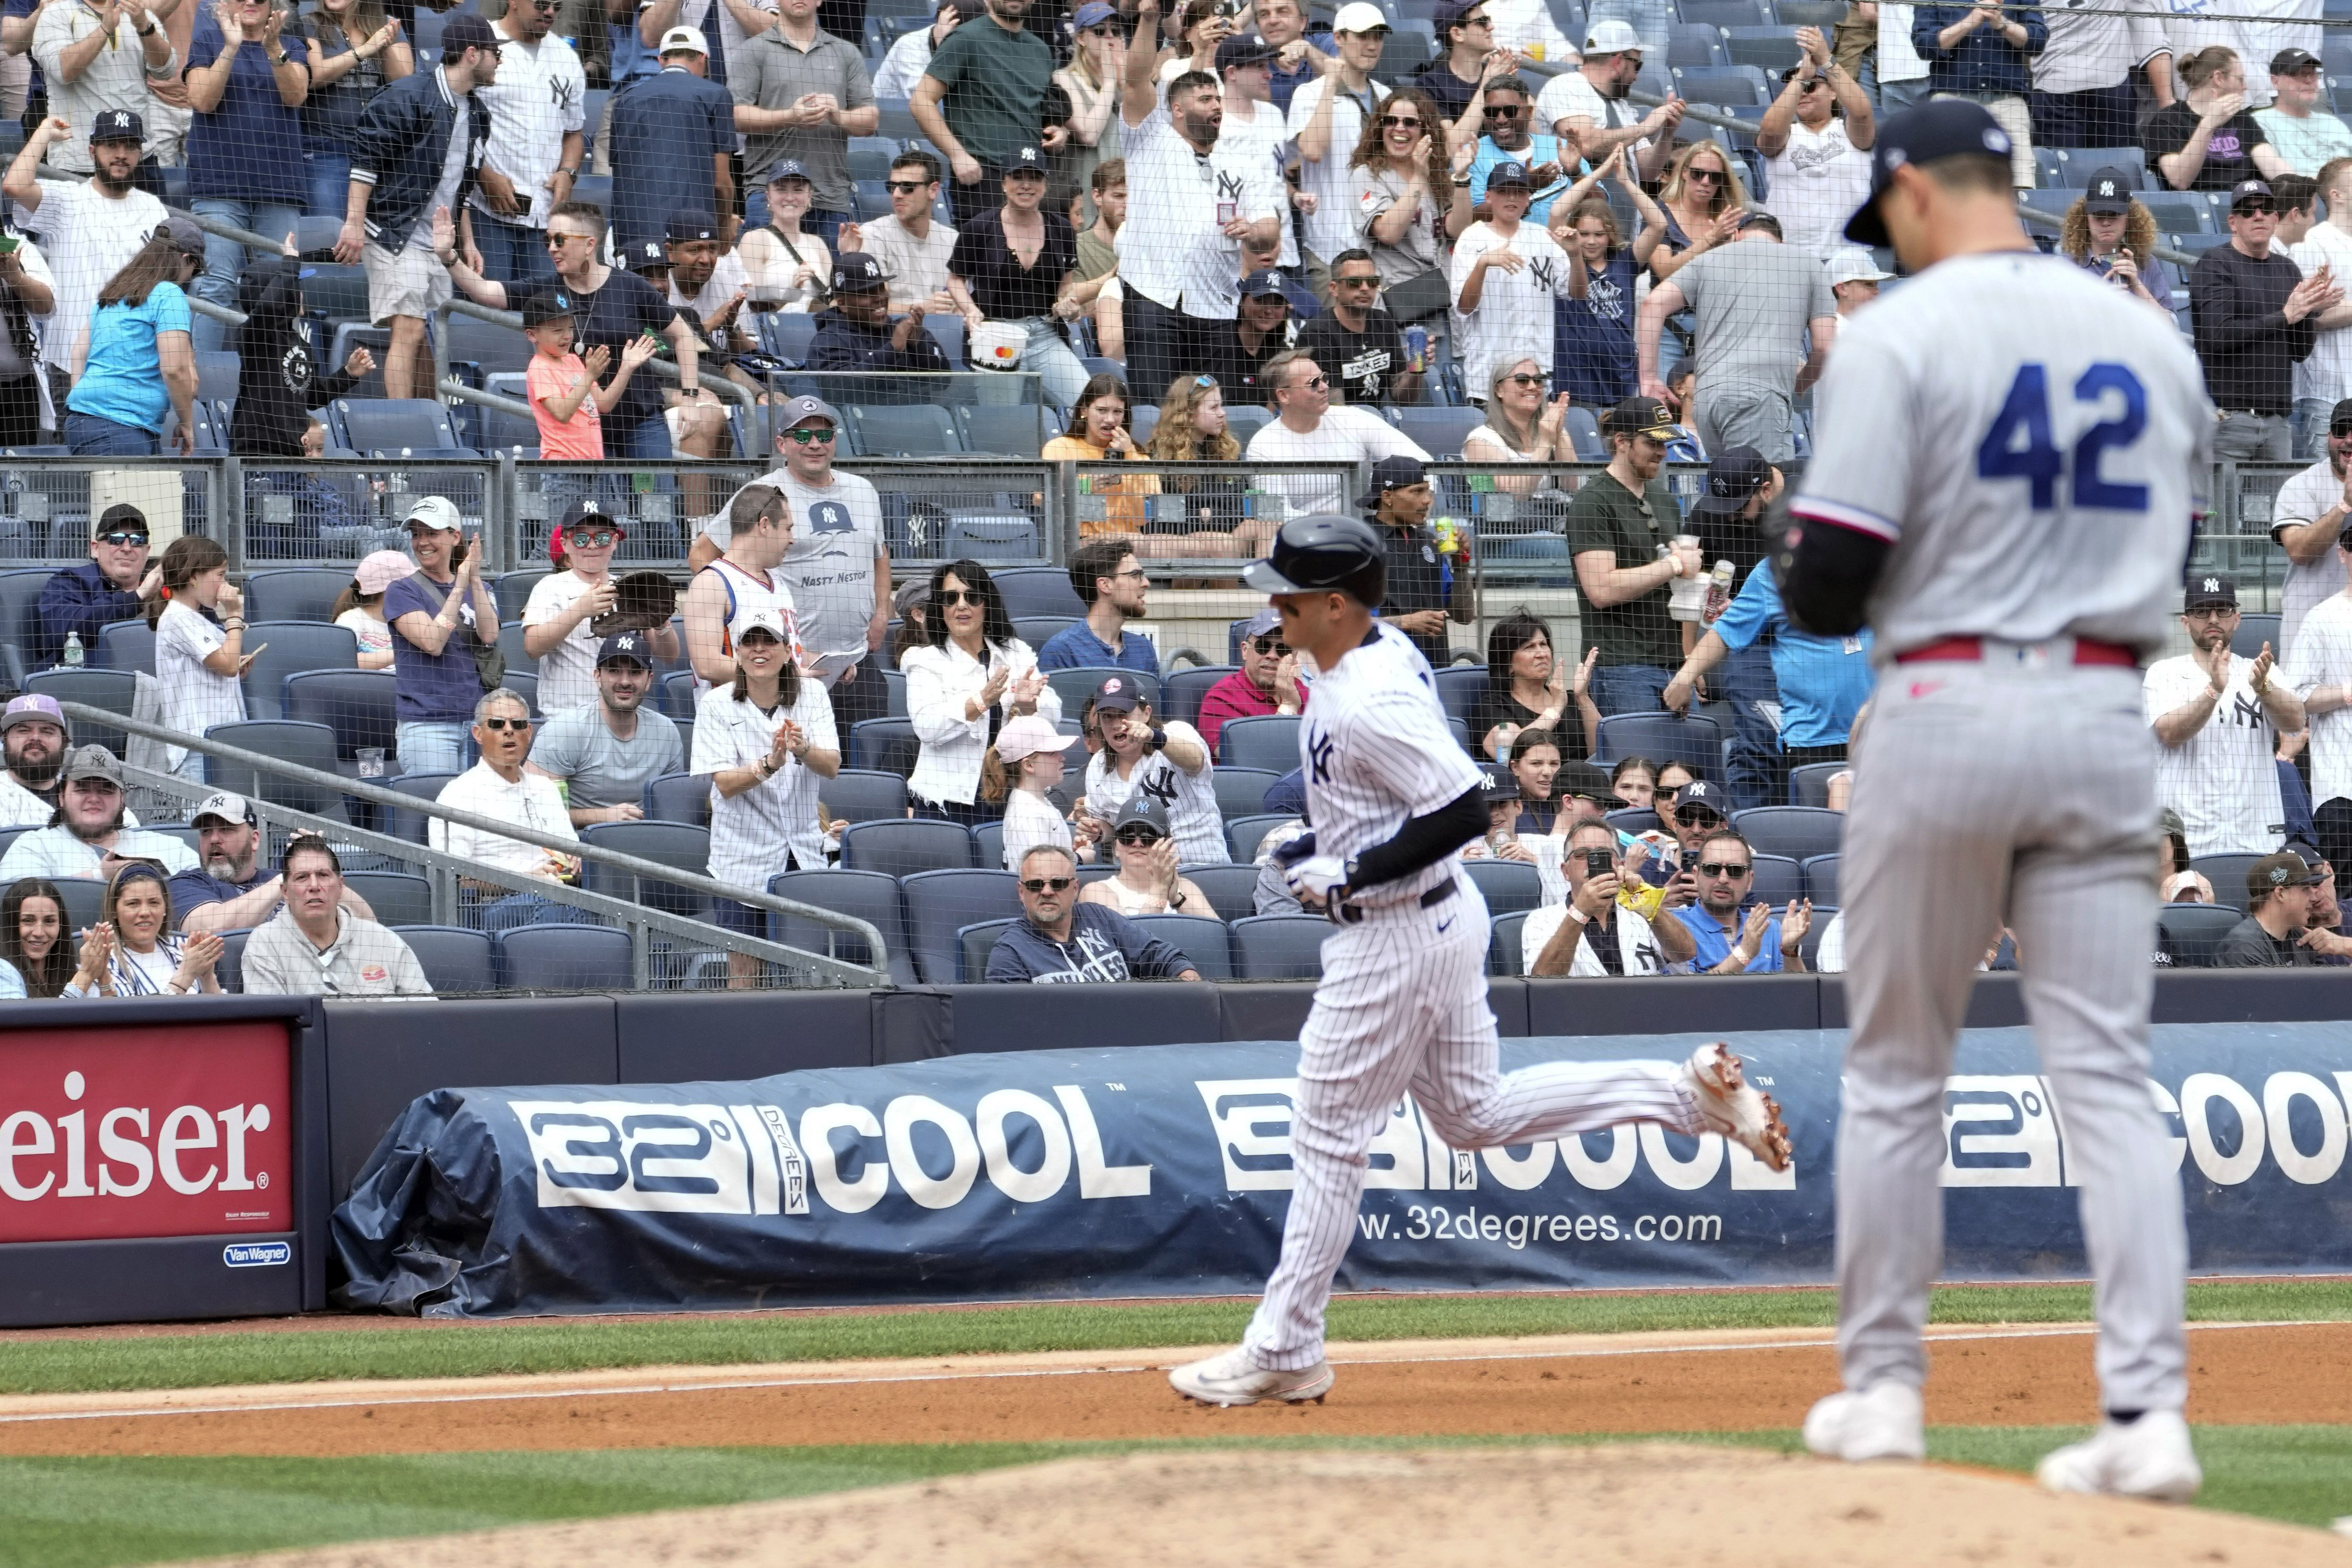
354, 550, 417, 597
995, 714, 1079, 763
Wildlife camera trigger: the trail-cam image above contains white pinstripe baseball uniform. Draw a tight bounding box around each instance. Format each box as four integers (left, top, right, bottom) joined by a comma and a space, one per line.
1083, 724, 1230, 865
2143, 650, 2288, 857
1791, 249, 2210, 1418
1238, 622, 1707, 1372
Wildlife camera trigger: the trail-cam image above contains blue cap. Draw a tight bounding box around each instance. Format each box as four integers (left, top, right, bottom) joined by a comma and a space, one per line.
597, 631, 654, 668
1487, 159, 1533, 188
1845, 98, 2012, 245
1073, 0, 1116, 26
1240, 268, 1292, 300
766, 159, 811, 186
833, 251, 893, 291
665, 210, 718, 242
92, 108, 142, 144
624, 238, 668, 274
1007, 146, 1047, 174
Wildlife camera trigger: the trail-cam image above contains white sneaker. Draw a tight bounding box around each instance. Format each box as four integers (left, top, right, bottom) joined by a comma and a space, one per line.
1682, 1043, 1793, 1171
1803, 1381, 1925, 1462
2036, 1411, 2201, 1502
1168, 1346, 1335, 1407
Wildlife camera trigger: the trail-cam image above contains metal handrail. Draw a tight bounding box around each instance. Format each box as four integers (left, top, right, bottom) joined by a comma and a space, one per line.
431, 296, 759, 422
61, 700, 891, 985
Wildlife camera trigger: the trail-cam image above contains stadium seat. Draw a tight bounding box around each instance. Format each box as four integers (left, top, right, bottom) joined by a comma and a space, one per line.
1774, 0, 1845, 24
1224, 405, 1273, 446
971, 819, 1005, 870
942, 513, 1040, 560
849, 716, 918, 774
495, 569, 551, 622
577, 820, 713, 921
820, 768, 909, 823
193, 349, 239, 406
445, 314, 535, 376
958, 915, 1022, 981
24, 669, 134, 754
1220, 714, 1303, 770
202, 719, 350, 823
849, 403, 961, 456
840, 818, 974, 876
1432, 667, 1488, 728
989, 566, 1087, 619
1561, 406, 1607, 460
769, 868, 912, 982
502, 670, 542, 718
214, 926, 249, 992
1677, 0, 1767, 26
923, 311, 967, 367
2232, 613, 2280, 660
393, 925, 497, 992
642, 771, 712, 826
344, 871, 433, 929
1668, 20, 1727, 67
384, 771, 460, 844
2138, 190, 2217, 235
1462, 857, 1543, 914
1592, 712, 1723, 776
1671, 63, 1771, 107
1800, 906, 1838, 970
2191, 853, 2264, 913
1730, 806, 1843, 862
54, 874, 103, 933
497, 923, 635, 990
0, 568, 51, 684
2159, 901, 2243, 967
1214, 766, 1282, 818
1489, 909, 1531, 977
96, 618, 155, 674
1178, 862, 1262, 923
2053, 146, 2147, 188
1604, 806, 1660, 834
1750, 852, 1802, 909
1045, 665, 1158, 715
1226, 811, 1293, 862
1231, 913, 1330, 979
243, 567, 353, 624
1130, 912, 1234, 979
1160, 664, 1232, 727
1801, 852, 1840, 906
882, 669, 907, 717
282, 669, 397, 769
330, 398, 465, 453
956, 403, 1045, 456
659, 668, 699, 721
902, 867, 1021, 983
1718, 26, 1798, 71
1788, 760, 1845, 807
756, 311, 819, 366
1013, 615, 1078, 650
241, 622, 360, 719
1393, 405, 1485, 457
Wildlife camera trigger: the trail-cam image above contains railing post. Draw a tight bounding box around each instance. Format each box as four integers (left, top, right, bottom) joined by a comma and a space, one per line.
431, 300, 453, 418
217, 456, 242, 570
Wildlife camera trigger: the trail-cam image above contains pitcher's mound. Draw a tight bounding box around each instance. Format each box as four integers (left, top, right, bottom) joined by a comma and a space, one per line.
187, 1443, 2352, 1568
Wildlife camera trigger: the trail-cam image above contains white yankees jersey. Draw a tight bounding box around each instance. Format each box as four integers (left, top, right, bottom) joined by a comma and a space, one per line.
1447, 219, 1577, 395
1084, 720, 1229, 865
2142, 651, 2287, 857
1298, 622, 1483, 907
2270, 456, 2348, 658
2285, 592, 2352, 806
1792, 251, 2213, 661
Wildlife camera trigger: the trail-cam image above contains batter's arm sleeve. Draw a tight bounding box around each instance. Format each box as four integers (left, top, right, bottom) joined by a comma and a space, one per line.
1349, 784, 1488, 891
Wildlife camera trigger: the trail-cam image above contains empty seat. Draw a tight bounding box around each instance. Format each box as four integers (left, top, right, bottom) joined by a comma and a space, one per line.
1718, 27, 1797, 72
1592, 712, 1723, 775
958, 915, 1022, 981
1801, 852, 1840, 906
641, 771, 712, 826
329, 398, 465, 453
1487, 909, 1527, 977
2232, 613, 2280, 660
819, 768, 909, 823
1432, 666, 1488, 726
577, 820, 713, 920
1730, 805, 1843, 862
956, 404, 1047, 456
1671, 63, 1771, 107
280, 670, 396, 772
901, 867, 1021, 983
393, 925, 497, 992
2159, 901, 2243, 967
988, 565, 1087, 619
849, 716, 918, 775
1214, 767, 1282, 818
1231, 913, 1330, 979
444, 314, 535, 376
1226, 811, 1294, 862
344, 870, 433, 928
849, 403, 961, 456
24, 668, 134, 753
96, 618, 155, 675
202, 719, 350, 823
495, 569, 551, 622
497, 924, 635, 990
840, 818, 973, 876
1393, 405, 1486, 457
1013, 614, 1078, 650
1160, 664, 1233, 728
1749, 852, 1802, 909
769, 868, 911, 982
1677, 0, 1767, 26
1220, 714, 1303, 770
1787, 760, 1845, 807
1668, 19, 1726, 67
1462, 857, 1543, 914
241, 622, 361, 719
1129, 912, 1234, 979
384, 771, 460, 844
242, 567, 353, 624
1178, 862, 1262, 922
942, 513, 1039, 560
971, 819, 1004, 869
1604, 806, 1660, 834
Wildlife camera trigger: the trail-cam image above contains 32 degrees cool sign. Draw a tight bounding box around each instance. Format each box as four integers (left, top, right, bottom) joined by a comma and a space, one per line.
0, 1023, 291, 1243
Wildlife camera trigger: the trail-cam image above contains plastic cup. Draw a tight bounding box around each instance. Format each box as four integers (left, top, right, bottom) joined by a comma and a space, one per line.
357, 747, 386, 779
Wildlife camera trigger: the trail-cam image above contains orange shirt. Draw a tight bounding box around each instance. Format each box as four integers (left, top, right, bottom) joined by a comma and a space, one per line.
527, 351, 604, 462
1048, 434, 1160, 536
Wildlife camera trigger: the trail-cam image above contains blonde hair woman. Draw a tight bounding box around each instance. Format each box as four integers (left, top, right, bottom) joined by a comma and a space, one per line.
2059, 177, 2177, 312
1649, 140, 1752, 282
1135, 373, 1274, 558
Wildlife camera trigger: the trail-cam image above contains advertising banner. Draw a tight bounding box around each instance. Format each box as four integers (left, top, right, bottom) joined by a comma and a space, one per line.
0, 1022, 293, 1244
333, 1024, 2352, 1317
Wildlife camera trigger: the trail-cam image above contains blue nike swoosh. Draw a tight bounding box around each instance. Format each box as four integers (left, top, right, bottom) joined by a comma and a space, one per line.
1435, 917, 1455, 933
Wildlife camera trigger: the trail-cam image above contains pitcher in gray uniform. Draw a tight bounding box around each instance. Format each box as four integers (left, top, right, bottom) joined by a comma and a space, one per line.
1779, 101, 2213, 1502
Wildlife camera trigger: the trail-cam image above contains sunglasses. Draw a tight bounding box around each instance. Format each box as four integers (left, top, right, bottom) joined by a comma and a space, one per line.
1114, 827, 1163, 846
1250, 635, 1291, 655
1292, 373, 1328, 390
1020, 875, 1076, 892
97, 530, 149, 547
1686, 168, 1725, 183
1796, 78, 1823, 92
547, 231, 597, 247
2184, 606, 2236, 620
2237, 201, 2278, 215
481, 716, 532, 731
1677, 808, 1722, 828
1698, 861, 1751, 879
1081, 22, 1113, 33
1486, 104, 1524, 117
566, 529, 618, 548
1334, 273, 1381, 288
1193, 373, 1218, 388
1380, 115, 1422, 130
1505, 372, 1548, 387
935, 588, 986, 607
884, 179, 930, 193
782, 425, 838, 444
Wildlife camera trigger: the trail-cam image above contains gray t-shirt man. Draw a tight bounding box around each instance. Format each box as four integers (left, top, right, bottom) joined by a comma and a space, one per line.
715, 463, 887, 675
528, 703, 684, 809
1666, 235, 1837, 462
731, 24, 874, 211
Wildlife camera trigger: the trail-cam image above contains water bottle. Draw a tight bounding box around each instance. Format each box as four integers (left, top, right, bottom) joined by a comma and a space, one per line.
61, 631, 82, 669
1404, 324, 1428, 376
1704, 558, 1734, 624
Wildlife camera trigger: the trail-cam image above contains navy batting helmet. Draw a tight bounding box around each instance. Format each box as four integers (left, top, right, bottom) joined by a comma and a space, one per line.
1242, 514, 1387, 606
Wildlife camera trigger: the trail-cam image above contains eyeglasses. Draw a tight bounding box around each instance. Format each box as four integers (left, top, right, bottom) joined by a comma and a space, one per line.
1504, 372, 1548, 387
1020, 876, 1076, 892
884, 179, 930, 193
782, 426, 837, 444
97, 530, 148, 547
480, 716, 532, 731
935, 588, 985, 607
2183, 606, 2237, 620
1379, 114, 1422, 129
1250, 635, 1291, 656
1110, 566, 1148, 580
1334, 273, 1381, 288
1114, 827, 1163, 846
547, 231, 597, 248
566, 529, 618, 548
1698, 861, 1751, 879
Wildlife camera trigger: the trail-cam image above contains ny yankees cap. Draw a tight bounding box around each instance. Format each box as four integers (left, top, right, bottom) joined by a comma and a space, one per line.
2083, 167, 2136, 216
1844, 98, 2011, 247
2250, 850, 2321, 897
1672, 779, 1725, 818
2230, 178, 2277, 212
0, 693, 63, 735
1487, 159, 1534, 189
596, 631, 654, 669
624, 239, 669, 275
555, 499, 623, 557
2183, 574, 2237, 611
60, 745, 123, 786
91, 108, 143, 145
191, 791, 258, 828
1477, 764, 1522, 804
834, 253, 895, 292
1113, 793, 1172, 838
520, 283, 578, 327
1092, 673, 1143, 712
1240, 268, 1292, 301
1692, 445, 1772, 519
1007, 147, 1048, 175
730, 604, 789, 644
665, 211, 719, 243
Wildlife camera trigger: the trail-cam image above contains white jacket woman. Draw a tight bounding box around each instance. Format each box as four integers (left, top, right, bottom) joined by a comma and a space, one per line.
901, 561, 1063, 821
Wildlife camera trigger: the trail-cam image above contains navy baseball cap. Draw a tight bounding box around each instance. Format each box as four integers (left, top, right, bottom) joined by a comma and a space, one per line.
1216, 33, 1279, 69
665, 211, 718, 243
2184, 574, 2237, 610
1487, 159, 1534, 189
1478, 763, 1521, 804
1357, 454, 1428, 508
596, 631, 654, 668
624, 238, 669, 274
91, 108, 143, 145
767, 159, 812, 187
834, 252, 893, 292
1673, 779, 1726, 818
1240, 268, 1292, 301
519, 283, 578, 327
1692, 445, 1772, 519
2231, 178, 2277, 211
1093, 673, 1143, 712
1007, 147, 1047, 176
442, 13, 504, 55
1844, 98, 2012, 246
2084, 167, 2134, 215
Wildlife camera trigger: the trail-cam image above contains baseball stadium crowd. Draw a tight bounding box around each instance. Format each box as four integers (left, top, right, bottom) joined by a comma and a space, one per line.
0, 0, 2342, 990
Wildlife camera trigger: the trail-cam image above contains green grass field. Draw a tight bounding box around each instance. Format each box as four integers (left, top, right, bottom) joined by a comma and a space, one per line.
4, 1278, 2346, 1397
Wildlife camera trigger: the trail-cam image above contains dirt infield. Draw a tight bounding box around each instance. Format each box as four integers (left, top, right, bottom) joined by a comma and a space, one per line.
171, 1445, 2352, 1568
6, 1321, 2345, 1459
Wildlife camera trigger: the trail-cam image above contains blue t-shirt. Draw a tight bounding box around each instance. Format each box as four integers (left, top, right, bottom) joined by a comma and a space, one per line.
1035, 621, 1159, 676
1470, 134, 1568, 226
607, 66, 733, 250
1554, 247, 1638, 408
168, 865, 269, 920
383, 569, 487, 723
187, 12, 310, 203
1709, 560, 1876, 750
1675, 903, 1785, 974
66, 283, 192, 432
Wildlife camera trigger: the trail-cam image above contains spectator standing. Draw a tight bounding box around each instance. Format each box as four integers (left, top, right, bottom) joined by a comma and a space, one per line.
1487, 0, 1575, 60
1295, 247, 1418, 406
872, 0, 955, 102
1038, 535, 1158, 674
0, 696, 72, 824
300, 0, 411, 221
1413, 0, 1501, 129
2214, 850, 2323, 965
1910, 0, 2045, 187
634, 0, 779, 101
913, 0, 1059, 229
332, 550, 412, 670
2146, 575, 2300, 858
683, 482, 800, 690
61, 862, 222, 997
2285, 536, 2352, 881
1756, 27, 1876, 254
731, 0, 873, 247
184, 0, 312, 354
1251, 0, 1329, 118
62, 219, 201, 456
1288, 1, 1391, 288
0, 875, 74, 997
1115, 4, 1283, 406
1646, 139, 1753, 283
32, 0, 177, 180
805, 250, 953, 369
527, 631, 684, 826
1358, 454, 1469, 669
1548, 157, 1663, 410
1449, 158, 1576, 396
1666, 444, 1783, 803
2026, 0, 2166, 152
2273, 397, 2352, 653
1465, 74, 1566, 226
4, 112, 165, 419
232, 239, 374, 457
1522, 817, 1694, 975
0, 745, 196, 880
1474, 608, 1593, 762
1054, 1, 1123, 209
733, 163, 834, 311
1637, 213, 1836, 465
608, 25, 733, 254
986, 842, 1200, 981
1197, 605, 1304, 755
1674, 828, 1810, 974
146, 533, 247, 781
2059, 170, 2180, 318
385, 495, 500, 775
1244, 349, 1429, 516
34, 503, 153, 671
945, 145, 1088, 406
902, 558, 1058, 825
524, 501, 681, 713
1080, 672, 1223, 862
1870, 1, 1933, 118
1567, 395, 1701, 716
432, 688, 588, 932
1536, 20, 1678, 185
2256, 46, 2352, 175
841, 149, 957, 312
1214, 37, 1297, 263
1076, 157, 1124, 283
986, 712, 1088, 871
1080, 793, 1211, 915
0, 212, 53, 447
1349, 84, 1469, 322
466, 0, 584, 290
2150, 45, 2288, 192
2192, 177, 2338, 461
694, 603, 839, 982
333, 15, 499, 403
2289, 157, 2352, 457
239, 836, 432, 996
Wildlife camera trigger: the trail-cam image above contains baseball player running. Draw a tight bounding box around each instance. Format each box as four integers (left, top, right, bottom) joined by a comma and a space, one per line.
1782, 102, 2212, 1499
1168, 516, 1792, 1409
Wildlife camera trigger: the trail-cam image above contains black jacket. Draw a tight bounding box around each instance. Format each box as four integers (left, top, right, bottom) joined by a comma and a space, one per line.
2190, 243, 2317, 415
232, 257, 361, 457
348, 67, 488, 253
805, 308, 953, 374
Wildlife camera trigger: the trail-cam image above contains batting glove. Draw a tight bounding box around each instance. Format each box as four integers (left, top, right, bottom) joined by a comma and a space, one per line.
1283, 853, 1352, 905
1269, 829, 1318, 868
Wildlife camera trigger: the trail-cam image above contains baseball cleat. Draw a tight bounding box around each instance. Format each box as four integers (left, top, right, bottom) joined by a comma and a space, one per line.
1803, 1381, 1925, 1462
2036, 1411, 2201, 1502
1682, 1043, 1792, 1171
1168, 1346, 1335, 1407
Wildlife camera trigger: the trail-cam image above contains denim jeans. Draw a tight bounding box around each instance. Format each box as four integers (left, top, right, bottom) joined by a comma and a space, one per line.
304, 145, 351, 219
470, 210, 557, 292
1860, 50, 1931, 118
469, 888, 599, 934
2294, 397, 2333, 461
1717, 640, 1783, 810
191, 198, 306, 353
1590, 662, 1671, 718
396, 720, 470, 775
64, 411, 158, 455
2214, 409, 2292, 463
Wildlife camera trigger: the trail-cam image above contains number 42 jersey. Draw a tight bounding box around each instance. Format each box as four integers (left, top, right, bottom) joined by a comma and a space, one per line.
1791, 250, 2214, 664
